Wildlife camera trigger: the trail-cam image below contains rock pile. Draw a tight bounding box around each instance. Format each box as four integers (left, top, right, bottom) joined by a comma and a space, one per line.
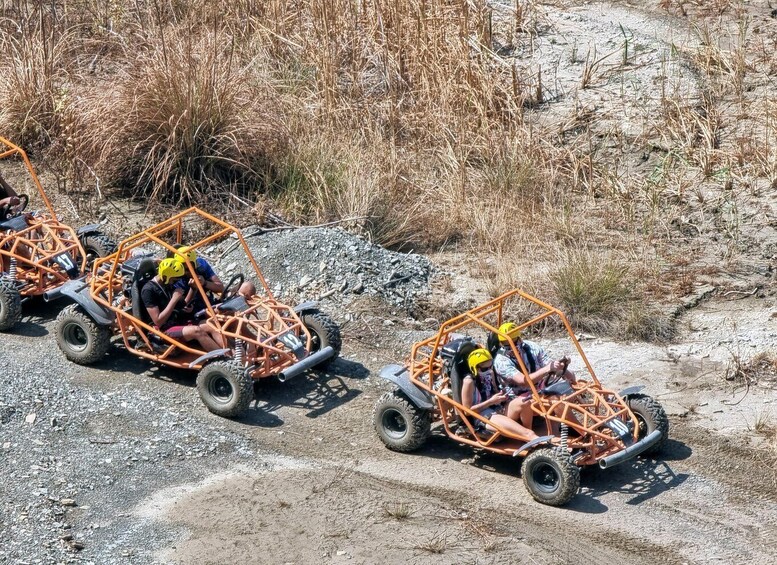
213, 227, 433, 314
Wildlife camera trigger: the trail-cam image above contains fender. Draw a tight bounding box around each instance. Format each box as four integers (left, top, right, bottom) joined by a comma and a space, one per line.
44, 279, 114, 326
293, 301, 319, 314
378, 364, 433, 410
618, 385, 645, 398
189, 348, 232, 369
76, 223, 103, 237
512, 435, 555, 457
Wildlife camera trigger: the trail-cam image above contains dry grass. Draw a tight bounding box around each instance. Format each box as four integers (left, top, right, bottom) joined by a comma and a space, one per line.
0, 0, 773, 339
73, 29, 286, 205
413, 531, 449, 554
383, 501, 414, 520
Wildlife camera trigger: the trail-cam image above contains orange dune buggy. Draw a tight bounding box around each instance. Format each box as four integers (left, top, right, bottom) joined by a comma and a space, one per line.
47, 207, 341, 418
373, 289, 668, 506
0, 136, 116, 330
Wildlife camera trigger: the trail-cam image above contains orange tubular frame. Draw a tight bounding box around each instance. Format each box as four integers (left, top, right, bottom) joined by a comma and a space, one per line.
405, 288, 641, 466
0, 136, 57, 219
88, 207, 314, 375
0, 137, 88, 296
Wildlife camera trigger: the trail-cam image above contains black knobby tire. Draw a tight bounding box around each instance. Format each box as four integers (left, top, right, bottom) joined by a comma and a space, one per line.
626, 393, 669, 456
55, 304, 111, 364
0, 279, 22, 331
300, 309, 341, 367
196, 361, 254, 418
521, 447, 581, 506
373, 390, 431, 452
80, 233, 117, 268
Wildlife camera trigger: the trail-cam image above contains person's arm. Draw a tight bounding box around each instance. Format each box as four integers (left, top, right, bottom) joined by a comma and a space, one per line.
462, 377, 506, 413
204, 273, 223, 294
197, 260, 224, 294
144, 287, 184, 327
494, 353, 525, 387
0, 173, 19, 198
527, 363, 559, 385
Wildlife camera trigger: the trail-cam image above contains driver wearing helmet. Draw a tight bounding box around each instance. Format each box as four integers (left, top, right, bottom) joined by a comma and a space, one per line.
140, 257, 224, 351
493, 322, 576, 392
461, 348, 539, 441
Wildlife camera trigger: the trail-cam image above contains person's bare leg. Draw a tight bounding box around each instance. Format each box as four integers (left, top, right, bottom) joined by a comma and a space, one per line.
181, 325, 221, 352
488, 413, 539, 441
506, 397, 534, 430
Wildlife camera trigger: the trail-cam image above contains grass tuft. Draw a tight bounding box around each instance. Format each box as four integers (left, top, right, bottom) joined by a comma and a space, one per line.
383, 501, 414, 520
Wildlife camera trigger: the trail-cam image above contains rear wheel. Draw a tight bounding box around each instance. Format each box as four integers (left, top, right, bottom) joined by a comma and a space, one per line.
0, 279, 22, 331
56, 304, 111, 364
373, 390, 431, 452
196, 361, 254, 418
521, 447, 580, 506
626, 393, 669, 456
300, 309, 341, 368
80, 233, 117, 269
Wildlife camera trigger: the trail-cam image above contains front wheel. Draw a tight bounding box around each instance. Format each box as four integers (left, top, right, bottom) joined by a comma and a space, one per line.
626, 393, 669, 456
521, 447, 580, 506
300, 309, 341, 368
373, 390, 431, 452
0, 279, 22, 331
196, 361, 254, 418
55, 304, 111, 364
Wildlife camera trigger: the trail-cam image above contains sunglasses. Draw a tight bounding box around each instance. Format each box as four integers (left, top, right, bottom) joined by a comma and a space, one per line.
478, 363, 493, 371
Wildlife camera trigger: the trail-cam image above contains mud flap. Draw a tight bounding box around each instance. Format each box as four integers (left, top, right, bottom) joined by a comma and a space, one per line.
44, 279, 114, 325
377, 364, 433, 410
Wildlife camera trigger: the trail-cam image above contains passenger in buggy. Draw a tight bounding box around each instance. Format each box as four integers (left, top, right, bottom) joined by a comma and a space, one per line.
461, 348, 539, 441
0, 172, 20, 215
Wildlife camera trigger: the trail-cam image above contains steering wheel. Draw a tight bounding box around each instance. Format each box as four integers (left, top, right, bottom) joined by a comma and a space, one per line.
545, 356, 571, 386
0, 194, 28, 222
220, 273, 245, 302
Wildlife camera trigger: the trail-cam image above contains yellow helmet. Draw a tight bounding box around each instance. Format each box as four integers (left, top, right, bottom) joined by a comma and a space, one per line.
498, 322, 521, 343
467, 348, 493, 374
174, 245, 197, 264
158, 257, 185, 284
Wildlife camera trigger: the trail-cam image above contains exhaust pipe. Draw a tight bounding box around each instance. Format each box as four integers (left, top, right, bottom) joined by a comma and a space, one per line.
277, 346, 335, 382
598, 429, 663, 469
43, 287, 62, 302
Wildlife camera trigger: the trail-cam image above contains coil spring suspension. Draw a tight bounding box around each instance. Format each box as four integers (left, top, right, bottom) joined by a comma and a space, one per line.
235, 338, 244, 366
559, 423, 568, 451
8, 257, 17, 279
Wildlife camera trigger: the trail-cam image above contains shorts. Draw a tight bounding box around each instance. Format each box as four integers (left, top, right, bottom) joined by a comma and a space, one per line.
162, 325, 187, 339
475, 405, 504, 430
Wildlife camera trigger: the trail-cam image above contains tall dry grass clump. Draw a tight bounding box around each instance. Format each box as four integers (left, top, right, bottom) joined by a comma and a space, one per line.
75, 29, 286, 204
0, 11, 76, 147
252, 0, 575, 248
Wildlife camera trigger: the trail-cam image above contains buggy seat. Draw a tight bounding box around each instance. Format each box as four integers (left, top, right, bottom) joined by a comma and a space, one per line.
126, 256, 157, 324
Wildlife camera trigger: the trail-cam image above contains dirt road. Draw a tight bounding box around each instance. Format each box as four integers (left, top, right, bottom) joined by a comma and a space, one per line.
3, 290, 774, 565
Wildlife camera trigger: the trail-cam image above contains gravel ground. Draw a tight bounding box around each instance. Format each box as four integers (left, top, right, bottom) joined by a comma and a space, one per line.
0, 223, 435, 565
0, 306, 289, 565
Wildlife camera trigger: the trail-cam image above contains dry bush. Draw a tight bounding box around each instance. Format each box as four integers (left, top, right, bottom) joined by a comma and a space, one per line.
73, 28, 286, 205
0, 12, 77, 147
728, 350, 777, 388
